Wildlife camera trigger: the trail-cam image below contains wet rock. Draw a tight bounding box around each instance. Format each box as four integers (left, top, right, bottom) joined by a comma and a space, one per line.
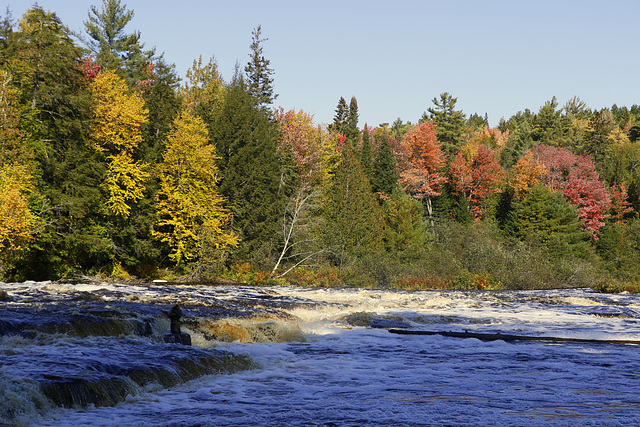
163, 305, 191, 346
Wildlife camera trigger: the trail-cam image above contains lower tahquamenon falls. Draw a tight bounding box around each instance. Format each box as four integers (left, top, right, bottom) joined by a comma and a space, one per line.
2, 281, 640, 426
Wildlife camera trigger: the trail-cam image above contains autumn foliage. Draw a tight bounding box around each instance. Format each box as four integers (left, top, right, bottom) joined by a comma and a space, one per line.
399, 121, 447, 200
5, 3, 640, 287
153, 111, 238, 266
532, 145, 611, 237
510, 151, 547, 198
90, 70, 149, 216
449, 146, 504, 219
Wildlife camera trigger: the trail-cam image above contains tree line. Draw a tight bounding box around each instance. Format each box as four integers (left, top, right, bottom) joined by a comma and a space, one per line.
1, 1, 639, 290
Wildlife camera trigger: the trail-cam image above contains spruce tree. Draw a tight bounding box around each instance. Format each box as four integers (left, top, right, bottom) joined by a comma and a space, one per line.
345, 96, 360, 143
321, 144, 383, 267
211, 70, 284, 263
360, 124, 373, 180
330, 96, 348, 134
7, 7, 110, 279
244, 25, 277, 110
371, 134, 398, 198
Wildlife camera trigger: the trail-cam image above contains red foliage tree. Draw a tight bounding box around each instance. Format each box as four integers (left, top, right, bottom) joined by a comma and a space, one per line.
449, 146, 503, 219
398, 121, 447, 221
532, 144, 611, 238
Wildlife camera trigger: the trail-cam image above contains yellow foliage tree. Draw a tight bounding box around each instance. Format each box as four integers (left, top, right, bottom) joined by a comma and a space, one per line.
181, 55, 225, 117
90, 70, 149, 216
510, 151, 547, 198
0, 165, 36, 251
153, 110, 238, 267
0, 71, 38, 273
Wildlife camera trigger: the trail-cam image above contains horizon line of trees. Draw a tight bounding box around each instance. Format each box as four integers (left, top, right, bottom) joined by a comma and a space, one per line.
1, 1, 640, 289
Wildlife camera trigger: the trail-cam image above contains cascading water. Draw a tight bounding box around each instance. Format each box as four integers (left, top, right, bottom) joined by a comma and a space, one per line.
2, 281, 640, 426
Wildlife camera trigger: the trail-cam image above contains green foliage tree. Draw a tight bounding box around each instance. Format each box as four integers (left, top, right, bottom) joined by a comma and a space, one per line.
244, 25, 277, 110
360, 124, 372, 179
389, 118, 412, 141
498, 110, 534, 167
321, 144, 383, 268
330, 96, 348, 135
345, 96, 360, 142
3, 7, 111, 279
531, 97, 572, 146
139, 57, 181, 163
422, 92, 466, 153
0, 71, 39, 278
502, 184, 591, 258
84, 0, 154, 80
596, 220, 640, 281
211, 70, 284, 264
371, 132, 398, 198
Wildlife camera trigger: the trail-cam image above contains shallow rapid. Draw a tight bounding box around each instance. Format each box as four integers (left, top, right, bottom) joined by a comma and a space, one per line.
2, 281, 640, 426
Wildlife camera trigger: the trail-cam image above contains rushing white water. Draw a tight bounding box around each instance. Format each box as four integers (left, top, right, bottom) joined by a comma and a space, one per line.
3, 282, 640, 426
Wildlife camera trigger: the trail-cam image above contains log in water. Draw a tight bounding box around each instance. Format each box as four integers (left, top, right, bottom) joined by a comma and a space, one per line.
388, 328, 640, 345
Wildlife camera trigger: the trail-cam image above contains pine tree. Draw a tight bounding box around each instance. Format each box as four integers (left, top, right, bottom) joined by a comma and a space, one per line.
244, 25, 277, 110
423, 92, 466, 153
503, 184, 591, 258
84, 0, 155, 81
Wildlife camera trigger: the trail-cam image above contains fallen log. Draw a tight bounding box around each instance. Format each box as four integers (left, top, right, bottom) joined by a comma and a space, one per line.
388, 329, 640, 345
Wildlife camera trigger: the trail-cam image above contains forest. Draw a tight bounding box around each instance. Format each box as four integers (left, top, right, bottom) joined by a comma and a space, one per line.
1, 1, 640, 291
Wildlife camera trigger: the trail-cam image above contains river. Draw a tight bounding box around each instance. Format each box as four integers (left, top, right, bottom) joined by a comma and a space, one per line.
2, 281, 640, 426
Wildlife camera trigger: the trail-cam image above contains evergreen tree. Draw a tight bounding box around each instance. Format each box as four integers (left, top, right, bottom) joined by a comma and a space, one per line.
502, 184, 591, 258
371, 133, 398, 197
422, 92, 466, 154
389, 118, 412, 141
531, 97, 572, 146
211, 70, 284, 264
321, 144, 383, 267
345, 96, 360, 142
84, 0, 154, 81
360, 124, 372, 179
6, 7, 109, 279
244, 25, 277, 110
140, 57, 181, 163
330, 96, 348, 134
498, 110, 535, 167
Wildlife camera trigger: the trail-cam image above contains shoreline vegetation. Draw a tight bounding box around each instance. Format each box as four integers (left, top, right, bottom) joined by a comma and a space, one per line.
2, 2, 640, 292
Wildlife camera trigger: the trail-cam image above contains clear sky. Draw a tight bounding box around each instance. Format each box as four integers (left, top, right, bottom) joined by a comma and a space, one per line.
8, 0, 640, 127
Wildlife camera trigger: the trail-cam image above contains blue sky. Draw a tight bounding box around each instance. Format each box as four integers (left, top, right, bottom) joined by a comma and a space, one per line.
9, 0, 640, 127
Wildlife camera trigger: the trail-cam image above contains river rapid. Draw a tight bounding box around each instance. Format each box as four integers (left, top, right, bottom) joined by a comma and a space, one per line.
2, 281, 640, 426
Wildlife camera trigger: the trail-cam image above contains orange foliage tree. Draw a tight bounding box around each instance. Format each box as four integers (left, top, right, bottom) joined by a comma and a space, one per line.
510, 151, 547, 198
398, 121, 447, 223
